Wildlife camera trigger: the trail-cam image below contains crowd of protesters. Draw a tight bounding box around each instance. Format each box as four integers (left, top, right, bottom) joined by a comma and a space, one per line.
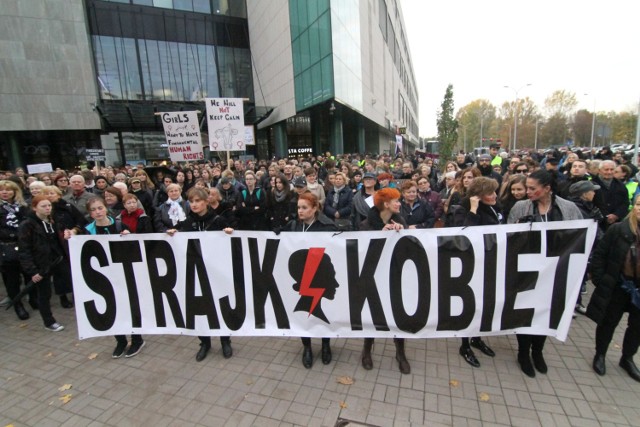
1, 144, 639, 381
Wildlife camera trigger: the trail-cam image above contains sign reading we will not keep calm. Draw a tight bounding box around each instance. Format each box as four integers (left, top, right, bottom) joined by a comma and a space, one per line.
161, 111, 204, 161
205, 98, 245, 151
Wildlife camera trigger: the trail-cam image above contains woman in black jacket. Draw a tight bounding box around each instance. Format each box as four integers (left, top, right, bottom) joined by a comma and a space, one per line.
168, 187, 234, 362
236, 171, 268, 231
42, 185, 87, 308
399, 180, 435, 229
588, 194, 640, 382
0, 179, 32, 320
284, 192, 338, 368
266, 175, 294, 231
359, 188, 411, 374
454, 177, 500, 368
324, 172, 353, 230
18, 195, 66, 331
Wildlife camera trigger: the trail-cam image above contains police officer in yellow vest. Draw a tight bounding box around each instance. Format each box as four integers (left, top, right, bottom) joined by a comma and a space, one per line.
489, 144, 503, 168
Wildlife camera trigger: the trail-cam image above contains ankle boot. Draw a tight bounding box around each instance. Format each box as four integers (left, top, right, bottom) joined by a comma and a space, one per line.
321, 341, 332, 364
394, 338, 411, 374
361, 338, 374, 370
302, 345, 313, 368
60, 294, 73, 309
518, 353, 535, 378
14, 302, 29, 320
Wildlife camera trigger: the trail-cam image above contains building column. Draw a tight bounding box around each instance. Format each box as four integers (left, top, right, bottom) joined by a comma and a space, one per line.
311, 109, 322, 156
274, 121, 288, 158
8, 135, 22, 170
330, 109, 343, 155
357, 117, 365, 154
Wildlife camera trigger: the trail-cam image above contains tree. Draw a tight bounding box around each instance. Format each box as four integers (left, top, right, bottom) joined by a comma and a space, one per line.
539, 114, 568, 148
456, 99, 496, 151
437, 84, 458, 160
573, 109, 593, 146
544, 90, 578, 118
609, 111, 638, 143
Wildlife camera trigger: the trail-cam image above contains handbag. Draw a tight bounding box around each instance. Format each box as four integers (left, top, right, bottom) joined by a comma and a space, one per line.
334, 218, 352, 231
621, 243, 640, 310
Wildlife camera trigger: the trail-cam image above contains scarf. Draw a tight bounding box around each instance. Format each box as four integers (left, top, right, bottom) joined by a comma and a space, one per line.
274, 189, 287, 203
1, 201, 22, 229
333, 185, 345, 207
166, 197, 186, 226
120, 208, 144, 233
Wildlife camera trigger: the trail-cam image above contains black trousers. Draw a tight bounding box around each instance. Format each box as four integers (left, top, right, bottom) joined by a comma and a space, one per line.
516, 334, 546, 356
52, 259, 73, 296
1, 260, 35, 302
596, 285, 640, 357
115, 335, 143, 345
35, 274, 56, 326
301, 337, 330, 346
199, 336, 230, 347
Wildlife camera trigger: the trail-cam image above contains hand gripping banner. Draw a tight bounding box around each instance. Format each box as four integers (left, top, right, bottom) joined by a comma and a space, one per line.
69, 220, 597, 341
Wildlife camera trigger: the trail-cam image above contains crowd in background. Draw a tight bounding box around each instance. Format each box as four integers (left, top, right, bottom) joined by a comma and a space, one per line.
1, 143, 639, 380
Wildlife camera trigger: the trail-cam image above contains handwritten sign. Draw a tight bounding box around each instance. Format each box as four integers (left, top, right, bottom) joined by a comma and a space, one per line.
161, 111, 204, 161
205, 98, 245, 151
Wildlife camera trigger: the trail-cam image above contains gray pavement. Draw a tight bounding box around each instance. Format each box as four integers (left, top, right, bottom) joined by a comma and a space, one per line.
1, 285, 639, 427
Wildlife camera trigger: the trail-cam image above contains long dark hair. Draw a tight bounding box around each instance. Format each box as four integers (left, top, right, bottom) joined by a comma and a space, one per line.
528, 169, 557, 194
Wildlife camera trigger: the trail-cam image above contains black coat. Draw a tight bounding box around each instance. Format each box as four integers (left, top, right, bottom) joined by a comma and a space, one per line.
284, 214, 338, 233
177, 208, 228, 232
18, 213, 64, 277
400, 199, 436, 228
154, 199, 190, 232
459, 198, 503, 227
236, 187, 268, 231
324, 187, 353, 219
587, 218, 635, 324
0, 201, 28, 243
592, 176, 629, 224
360, 206, 407, 231
266, 190, 295, 231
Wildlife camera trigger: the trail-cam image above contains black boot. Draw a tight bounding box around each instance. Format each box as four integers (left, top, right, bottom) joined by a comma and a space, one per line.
14, 302, 29, 320
196, 343, 210, 362
592, 353, 606, 376
321, 341, 332, 365
470, 337, 495, 357
60, 294, 73, 309
619, 356, 640, 382
302, 345, 313, 368
361, 338, 374, 370
518, 353, 535, 378
221, 338, 233, 359
532, 351, 547, 374
394, 338, 411, 374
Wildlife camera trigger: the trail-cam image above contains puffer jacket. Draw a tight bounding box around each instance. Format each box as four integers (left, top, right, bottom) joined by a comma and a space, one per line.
18, 212, 64, 277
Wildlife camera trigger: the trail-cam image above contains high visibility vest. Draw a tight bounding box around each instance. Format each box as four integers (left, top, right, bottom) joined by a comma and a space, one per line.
491, 156, 502, 166
626, 181, 638, 208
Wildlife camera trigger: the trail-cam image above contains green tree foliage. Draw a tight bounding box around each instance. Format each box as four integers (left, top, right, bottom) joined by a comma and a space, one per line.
539, 114, 569, 147
573, 109, 593, 146
437, 84, 458, 159
610, 111, 637, 143
544, 90, 578, 118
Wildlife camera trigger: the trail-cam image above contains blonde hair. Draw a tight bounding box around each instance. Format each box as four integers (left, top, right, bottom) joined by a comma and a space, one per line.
629, 194, 640, 234
0, 180, 26, 206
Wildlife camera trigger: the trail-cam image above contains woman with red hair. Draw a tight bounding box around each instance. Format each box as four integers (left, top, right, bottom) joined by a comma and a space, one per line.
359, 187, 411, 374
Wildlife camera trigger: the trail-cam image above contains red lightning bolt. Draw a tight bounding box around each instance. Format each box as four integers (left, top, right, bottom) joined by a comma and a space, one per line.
298, 248, 326, 317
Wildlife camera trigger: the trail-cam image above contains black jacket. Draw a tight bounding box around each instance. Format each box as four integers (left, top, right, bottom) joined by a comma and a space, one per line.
360, 206, 407, 231
266, 190, 295, 231
458, 198, 503, 227
236, 187, 268, 231
154, 199, 190, 232
177, 208, 228, 232
324, 187, 354, 219
592, 176, 629, 224
284, 214, 338, 233
18, 213, 64, 277
587, 218, 635, 324
0, 201, 28, 243
400, 198, 436, 228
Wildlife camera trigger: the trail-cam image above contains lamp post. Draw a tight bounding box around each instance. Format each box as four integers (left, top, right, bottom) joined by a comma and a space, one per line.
584, 93, 596, 149
534, 118, 543, 151
504, 84, 532, 152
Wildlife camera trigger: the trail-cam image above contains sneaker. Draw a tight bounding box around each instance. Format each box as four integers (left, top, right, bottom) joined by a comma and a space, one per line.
581, 284, 588, 295
575, 304, 587, 315
112, 341, 127, 358
125, 341, 145, 358
45, 322, 64, 332
0, 296, 10, 307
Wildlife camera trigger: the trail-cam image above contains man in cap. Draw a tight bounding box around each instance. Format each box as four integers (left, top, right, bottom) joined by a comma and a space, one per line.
476, 154, 502, 186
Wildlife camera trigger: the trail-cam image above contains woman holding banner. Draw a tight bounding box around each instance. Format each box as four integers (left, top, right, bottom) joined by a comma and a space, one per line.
508, 170, 581, 378
167, 187, 234, 362
359, 187, 411, 374
284, 192, 338, 368
454, 176, 500, 368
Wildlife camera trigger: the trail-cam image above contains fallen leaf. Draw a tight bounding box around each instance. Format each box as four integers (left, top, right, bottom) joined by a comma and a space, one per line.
58, 384, 72, 392
44, 352, 53, 358
6, 424, 15, 427
88, 353, 98, 360
18, 323, 28, 329
245, 379, 253, 385
59, 394, 72, 404
337, 376, 354, 385
74, 344, 80, 347
613, 344, 621, 349
478, 392, 490, 402
339, 401, 348, 409
449, 379, 459, 387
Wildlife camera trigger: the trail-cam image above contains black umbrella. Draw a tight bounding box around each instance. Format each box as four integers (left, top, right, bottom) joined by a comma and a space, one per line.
144, 165, 176, 185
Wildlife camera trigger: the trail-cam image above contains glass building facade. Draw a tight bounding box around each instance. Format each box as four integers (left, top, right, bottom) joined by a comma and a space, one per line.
87, 0, 255, 163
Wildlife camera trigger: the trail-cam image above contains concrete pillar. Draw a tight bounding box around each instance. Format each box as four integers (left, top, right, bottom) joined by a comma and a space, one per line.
8, 135, 22, 170
330, 109, 343, 155
274, 121, 288, 158
357, 117, 365, 154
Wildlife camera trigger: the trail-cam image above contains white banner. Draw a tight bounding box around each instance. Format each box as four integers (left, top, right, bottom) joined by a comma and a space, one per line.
160, 111, 204, 161
244, 125, 255, 146
205, 98, 245, 151
69, 220, 597, 341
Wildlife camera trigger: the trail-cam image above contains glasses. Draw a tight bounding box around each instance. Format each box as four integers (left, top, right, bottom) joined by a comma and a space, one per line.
515, 169, 529, 174
478, 159, 490, 163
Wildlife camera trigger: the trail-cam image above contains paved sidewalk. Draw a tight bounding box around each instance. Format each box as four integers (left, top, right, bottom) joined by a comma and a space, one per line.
0, 290, 639, 427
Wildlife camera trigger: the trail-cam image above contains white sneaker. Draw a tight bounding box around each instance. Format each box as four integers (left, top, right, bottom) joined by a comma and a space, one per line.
0, 297, 10, 307
45, 323, 65, 332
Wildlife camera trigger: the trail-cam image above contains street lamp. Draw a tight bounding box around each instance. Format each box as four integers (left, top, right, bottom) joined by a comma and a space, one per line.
504, 84, 532, 152
534, 118, 544, 151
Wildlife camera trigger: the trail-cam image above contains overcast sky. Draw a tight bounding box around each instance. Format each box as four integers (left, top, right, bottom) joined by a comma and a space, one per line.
400, 0, 640, 137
